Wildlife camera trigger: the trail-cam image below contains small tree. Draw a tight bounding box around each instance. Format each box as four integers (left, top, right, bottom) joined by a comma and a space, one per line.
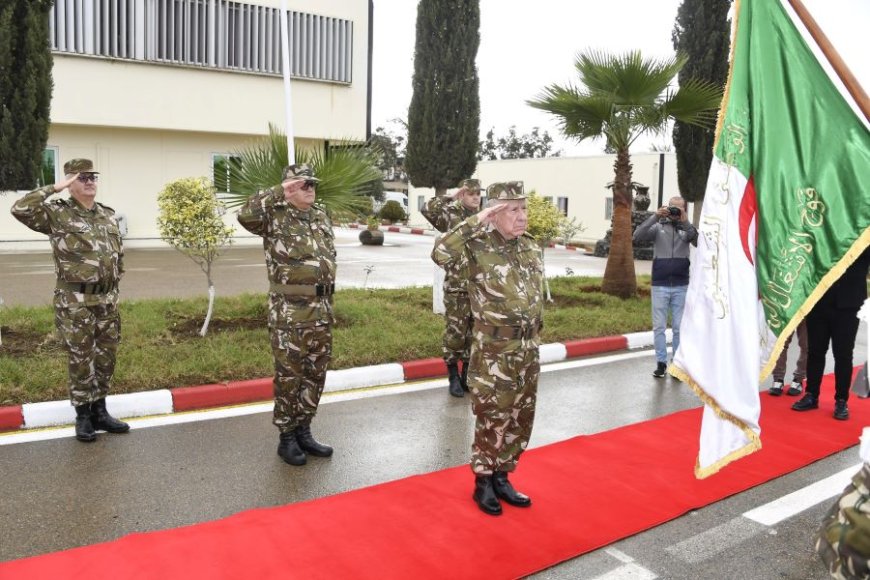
157, 177, 235, 336
478, 126, 561, 160
525, 192, 566, 302
0, 0, 54, 191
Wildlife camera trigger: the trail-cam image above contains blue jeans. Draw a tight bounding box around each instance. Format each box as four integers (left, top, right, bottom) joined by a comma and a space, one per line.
652, 285, 687, 364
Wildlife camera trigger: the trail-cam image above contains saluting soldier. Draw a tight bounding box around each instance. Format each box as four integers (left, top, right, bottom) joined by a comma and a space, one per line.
421, 178, 482, 397
432, 181, 544, 516
238, 164, 336, 466
10, 159, 129, 442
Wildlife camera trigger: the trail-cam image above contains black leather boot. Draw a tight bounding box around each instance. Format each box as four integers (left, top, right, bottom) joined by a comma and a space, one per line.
473, 474, 502, 516
460, 360, 470, 392
295, 424, 333, 457
90, 398, 130, 433
492, 471, 532, 507
74, 404, 96, 442
447, 363, 464, 398
278, 431, 307, 465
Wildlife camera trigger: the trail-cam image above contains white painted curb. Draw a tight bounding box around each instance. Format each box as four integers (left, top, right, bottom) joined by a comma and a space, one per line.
324, 363, 406, 392
540, 342, 568, 364
623, 330, 669, 350
21, 390, 173, 428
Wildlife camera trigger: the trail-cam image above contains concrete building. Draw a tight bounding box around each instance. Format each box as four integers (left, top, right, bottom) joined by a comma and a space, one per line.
1, 0, 372, 250
408, 152, 681, 245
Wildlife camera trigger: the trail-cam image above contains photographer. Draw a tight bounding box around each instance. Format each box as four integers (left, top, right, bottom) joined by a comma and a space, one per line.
633, 196, 698, 378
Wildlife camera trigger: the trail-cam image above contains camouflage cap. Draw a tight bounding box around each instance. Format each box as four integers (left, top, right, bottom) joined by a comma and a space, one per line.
282, 163, 320, 182
460, 178, 481, 192
63, 158, 99, 175
486, 181, 525, 200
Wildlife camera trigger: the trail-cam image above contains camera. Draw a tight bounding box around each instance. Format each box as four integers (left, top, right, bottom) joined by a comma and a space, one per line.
667, 206, 682, 218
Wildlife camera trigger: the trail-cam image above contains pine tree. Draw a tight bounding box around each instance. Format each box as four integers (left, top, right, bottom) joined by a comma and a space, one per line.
405, 0, 480, 196
0, 1, 54, 191
671, 0, 730, 204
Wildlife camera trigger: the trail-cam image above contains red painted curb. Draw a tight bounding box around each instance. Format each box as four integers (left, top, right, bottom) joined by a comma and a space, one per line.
387, 226, 401, 233
0, 405, 24, 432
564, 336, 628, 358
402, 358, 448, 381
171, 378, 273, 412
410, 228, 425, 235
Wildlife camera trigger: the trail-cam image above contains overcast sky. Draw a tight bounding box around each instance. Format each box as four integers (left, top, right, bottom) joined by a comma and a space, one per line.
370, 0, 869, 156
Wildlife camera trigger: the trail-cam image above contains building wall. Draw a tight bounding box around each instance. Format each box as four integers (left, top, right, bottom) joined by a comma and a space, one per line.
407, 153, 680, 244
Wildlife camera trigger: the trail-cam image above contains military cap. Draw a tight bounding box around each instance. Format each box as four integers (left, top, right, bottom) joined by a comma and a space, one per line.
486, 181, 525, 200
460, 178, 481, 192
282, 163, 320, 182
63, 158, 99, 175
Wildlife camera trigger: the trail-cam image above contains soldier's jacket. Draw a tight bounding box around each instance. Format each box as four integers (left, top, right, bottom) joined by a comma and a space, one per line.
422, 195, 476, 293
237, 187, 336, 326
432, 214, 544, 328
816, 463, 870, 579
11, 185, 124, 306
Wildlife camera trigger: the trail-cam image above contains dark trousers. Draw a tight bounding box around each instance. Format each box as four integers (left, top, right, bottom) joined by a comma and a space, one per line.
805, 301, 860, 401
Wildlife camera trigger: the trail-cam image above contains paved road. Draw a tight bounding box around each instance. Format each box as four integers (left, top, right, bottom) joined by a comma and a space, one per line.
0, 229, 651, 307
0, 339, 862, 579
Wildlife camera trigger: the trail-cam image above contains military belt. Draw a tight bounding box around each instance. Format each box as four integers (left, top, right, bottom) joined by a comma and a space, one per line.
269, 282, 335, 297
56, 280, 118, 294
474, 320, 542, 340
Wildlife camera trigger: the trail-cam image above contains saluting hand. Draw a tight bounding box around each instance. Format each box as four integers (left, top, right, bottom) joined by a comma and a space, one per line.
448, 186, 468, 200
53, 173, 80, 193
477, 203, 509, 225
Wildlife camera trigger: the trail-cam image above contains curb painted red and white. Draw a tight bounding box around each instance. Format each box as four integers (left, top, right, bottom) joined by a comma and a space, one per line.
341, 223, 436, 237
0, 331, 667, 433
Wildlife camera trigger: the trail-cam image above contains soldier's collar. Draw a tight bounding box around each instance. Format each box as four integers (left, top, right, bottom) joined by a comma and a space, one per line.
69, 196, 99, 213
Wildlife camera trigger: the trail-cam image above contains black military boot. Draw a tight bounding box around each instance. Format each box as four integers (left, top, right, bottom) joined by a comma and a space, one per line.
492, 471, 532, 507
447, 363, 465, 398
295, 424, 333, 457
278, 431, 307, 466
74, 404, 96, 442
460, 360, 470, 392
90, 398, 130, 433
473, 474, 502, 516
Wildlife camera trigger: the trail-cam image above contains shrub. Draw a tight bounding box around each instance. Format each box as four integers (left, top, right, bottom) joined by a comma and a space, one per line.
378, 200, 407, 223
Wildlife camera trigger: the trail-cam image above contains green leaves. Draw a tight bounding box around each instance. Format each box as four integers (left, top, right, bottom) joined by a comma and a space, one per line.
217, 124, 382, 217
156, 177, 234, 266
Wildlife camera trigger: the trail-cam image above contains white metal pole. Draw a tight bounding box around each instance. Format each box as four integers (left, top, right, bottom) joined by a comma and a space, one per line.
279, 0, 295, 164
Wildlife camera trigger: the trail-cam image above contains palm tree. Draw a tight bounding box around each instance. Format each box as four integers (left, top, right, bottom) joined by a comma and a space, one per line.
219, 124, 382, 220
528, 50, 722, 298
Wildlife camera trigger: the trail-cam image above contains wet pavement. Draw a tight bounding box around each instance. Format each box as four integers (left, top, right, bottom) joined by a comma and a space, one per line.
0, 229, 650, 307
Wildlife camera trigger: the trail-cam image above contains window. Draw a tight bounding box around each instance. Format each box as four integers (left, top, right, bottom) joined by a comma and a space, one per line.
557, 196, 568, 216
212, 154, 242, 193
417, 195, 425, 212
49, 0, 353, 83
37, 147, 59, 188
604, 197, 613, 220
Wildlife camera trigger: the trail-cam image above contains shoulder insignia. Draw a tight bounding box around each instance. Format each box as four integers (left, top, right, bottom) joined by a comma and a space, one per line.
96, 202, 116, 214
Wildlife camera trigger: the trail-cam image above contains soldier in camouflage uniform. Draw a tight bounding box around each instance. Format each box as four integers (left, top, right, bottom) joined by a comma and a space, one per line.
816, 463, 870, 579
237, 164, 336, 466
432, 181, 544, 516
10, 159, 130, 442
421, 178, 481, 397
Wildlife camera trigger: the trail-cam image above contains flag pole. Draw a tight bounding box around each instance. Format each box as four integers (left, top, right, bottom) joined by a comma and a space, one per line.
279, 0, 295, 164
786, 0, 869, 121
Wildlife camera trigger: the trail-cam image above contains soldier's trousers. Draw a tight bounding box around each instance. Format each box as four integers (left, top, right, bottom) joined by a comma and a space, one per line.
442, 290, 473, 365
467, 332, 540, 475
270, 323, 332, 433
54, 301, 120, 406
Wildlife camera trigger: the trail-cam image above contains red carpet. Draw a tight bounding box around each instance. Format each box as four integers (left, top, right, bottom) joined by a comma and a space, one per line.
1, 374, 865, 580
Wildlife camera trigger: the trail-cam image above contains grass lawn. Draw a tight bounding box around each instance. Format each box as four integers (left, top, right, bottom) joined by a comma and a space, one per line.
0, 276, 653, 405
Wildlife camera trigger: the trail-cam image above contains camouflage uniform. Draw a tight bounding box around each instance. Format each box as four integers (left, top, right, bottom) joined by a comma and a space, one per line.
421, 194, 477, 365
237, 180, 336, 434
432, 209, 545, 475
816, 463, 870, 579
10, 166, 124, 407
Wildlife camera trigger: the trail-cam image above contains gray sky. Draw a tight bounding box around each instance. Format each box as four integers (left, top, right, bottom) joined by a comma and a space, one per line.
370, 0, 869, 156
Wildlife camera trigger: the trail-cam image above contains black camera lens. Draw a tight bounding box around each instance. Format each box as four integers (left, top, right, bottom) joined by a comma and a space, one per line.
667, 206, 681, 217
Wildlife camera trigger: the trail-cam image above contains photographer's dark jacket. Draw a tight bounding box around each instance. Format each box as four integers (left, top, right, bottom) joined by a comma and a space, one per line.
633, 215, 698, 287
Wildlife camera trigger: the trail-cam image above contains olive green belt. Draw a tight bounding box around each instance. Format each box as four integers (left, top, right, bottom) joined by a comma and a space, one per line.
473, 320, 542, 340
269, 282, 335, 297
56, 280, 118, 294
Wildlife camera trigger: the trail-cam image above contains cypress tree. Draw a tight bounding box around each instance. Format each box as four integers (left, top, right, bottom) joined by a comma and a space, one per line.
405, 0, 480, 195
671, 0, 730, 204
0, 0, 54, 191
